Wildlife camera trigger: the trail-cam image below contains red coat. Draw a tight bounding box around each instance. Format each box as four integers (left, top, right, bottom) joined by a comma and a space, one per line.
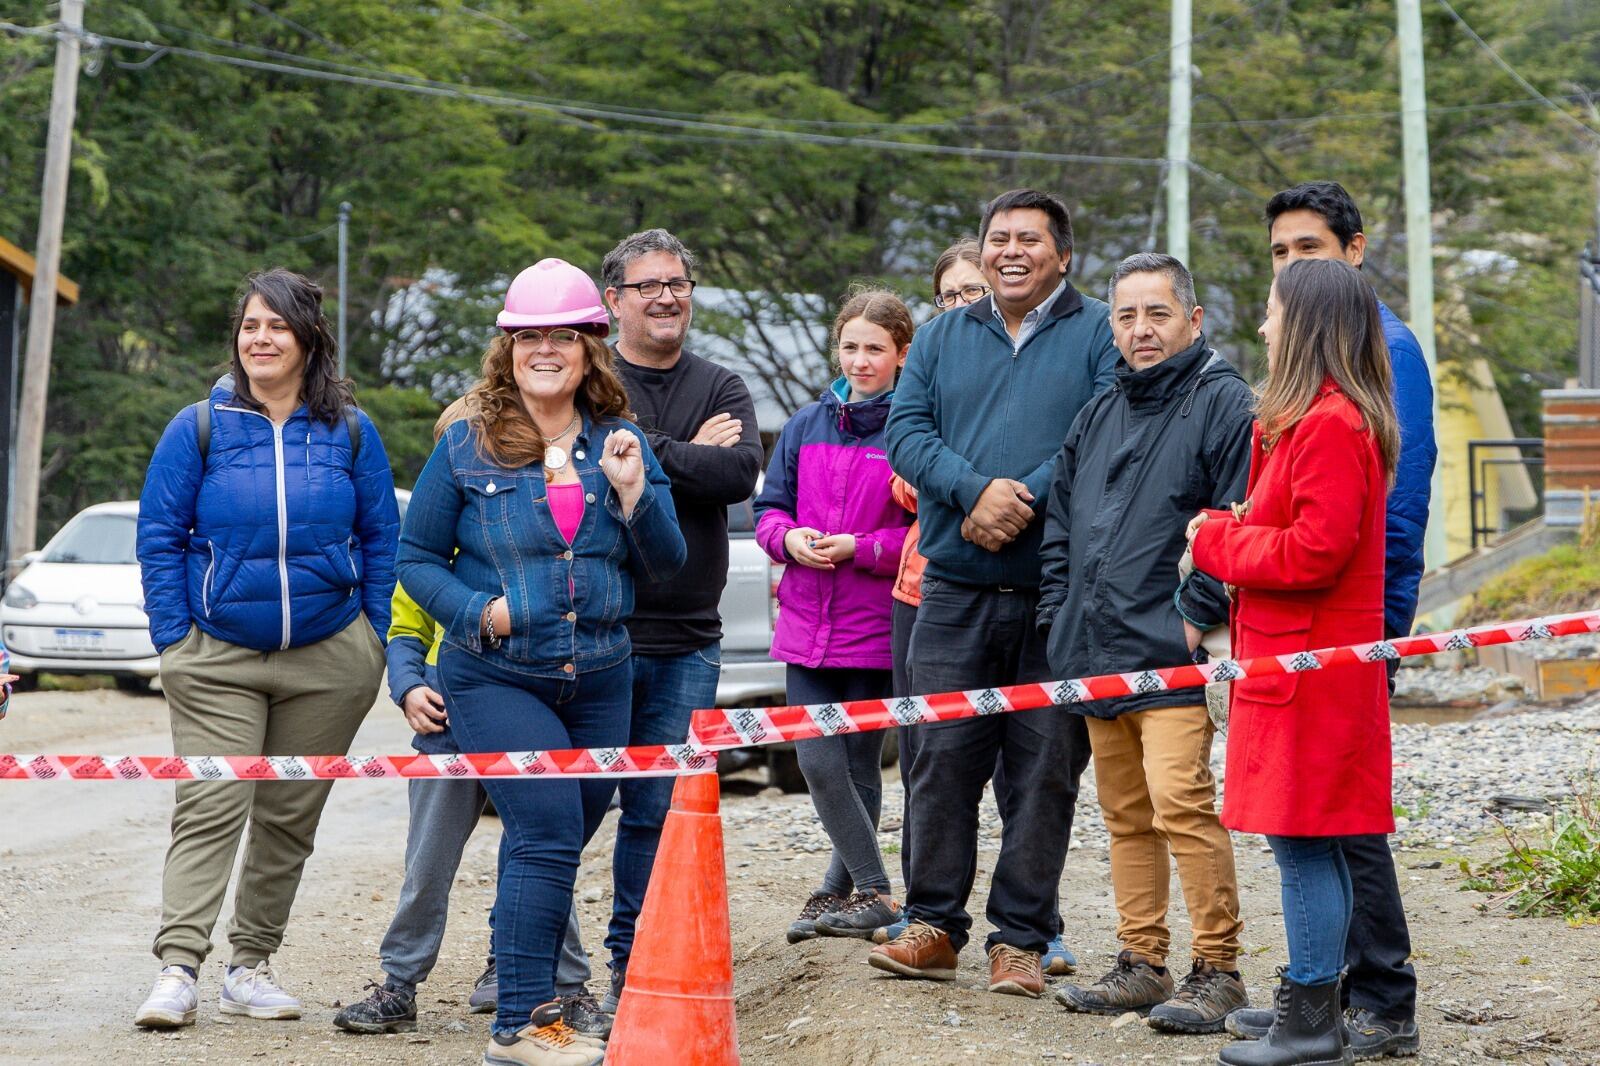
1190, 385, 1393, 837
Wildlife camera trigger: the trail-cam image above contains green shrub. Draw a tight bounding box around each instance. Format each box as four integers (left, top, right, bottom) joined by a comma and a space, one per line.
1465, 772, 1600, 923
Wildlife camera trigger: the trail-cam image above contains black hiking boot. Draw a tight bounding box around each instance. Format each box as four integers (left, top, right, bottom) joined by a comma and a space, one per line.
559, 990, 613, 1042
815, 892, 902, 939
1217, 969, 1352, 1066
469, 955, 498, 1014
332, 981, 417, 1034
1344, 1007, 1420, 1060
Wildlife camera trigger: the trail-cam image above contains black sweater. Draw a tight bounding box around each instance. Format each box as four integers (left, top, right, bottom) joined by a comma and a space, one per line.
617, 349, 763, 654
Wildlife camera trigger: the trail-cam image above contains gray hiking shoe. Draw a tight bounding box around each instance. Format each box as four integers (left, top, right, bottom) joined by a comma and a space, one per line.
1055, 950, 1175, 1015
332, 981, 417, 1034
469, 956, 497, 1014
786, 892, 846, 944
1147, 959, 1249, 1034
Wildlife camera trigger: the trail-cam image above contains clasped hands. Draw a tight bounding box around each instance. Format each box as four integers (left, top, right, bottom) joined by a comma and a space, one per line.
960, 479, 1035, 552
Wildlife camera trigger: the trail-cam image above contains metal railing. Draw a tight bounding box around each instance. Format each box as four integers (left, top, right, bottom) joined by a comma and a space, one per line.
1467, 438, 1545, 550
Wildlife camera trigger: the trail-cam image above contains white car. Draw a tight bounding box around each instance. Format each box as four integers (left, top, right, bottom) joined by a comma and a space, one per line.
2, 501, 157, 691
4, 491, 418, 693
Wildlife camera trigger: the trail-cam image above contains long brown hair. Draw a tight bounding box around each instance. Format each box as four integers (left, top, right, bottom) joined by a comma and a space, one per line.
461, 332, 633, 468
1259, 258, 1399, 481
228, 268, 355, 425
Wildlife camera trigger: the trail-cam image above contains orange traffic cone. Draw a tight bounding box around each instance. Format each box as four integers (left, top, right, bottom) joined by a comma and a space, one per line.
606, 771, 738, 1065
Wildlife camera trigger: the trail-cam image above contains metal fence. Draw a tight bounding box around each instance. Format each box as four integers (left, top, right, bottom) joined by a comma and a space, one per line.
1581, 244, 1600, 389
1468, 438, 1546, 549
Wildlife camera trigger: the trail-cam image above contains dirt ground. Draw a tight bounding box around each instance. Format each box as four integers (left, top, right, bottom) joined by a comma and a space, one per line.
2, 687, 1598, 1065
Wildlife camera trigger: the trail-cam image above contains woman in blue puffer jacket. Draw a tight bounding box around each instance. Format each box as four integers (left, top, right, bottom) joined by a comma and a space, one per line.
134, 268, 399, 1030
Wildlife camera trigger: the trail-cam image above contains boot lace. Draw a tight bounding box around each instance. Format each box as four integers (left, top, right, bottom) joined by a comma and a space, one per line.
989, 944, 1038, 976
562, 990, 602, 1014
1167, 961, 1223, 1006
894, 920, 946, 947
797, 892, 843, 921
834, 891, 889, 915
358, 981, 410, 1012
531, 1017, 579, 1048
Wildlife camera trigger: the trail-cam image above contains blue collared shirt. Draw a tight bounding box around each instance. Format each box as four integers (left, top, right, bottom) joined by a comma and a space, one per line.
993, 278, 1068, 351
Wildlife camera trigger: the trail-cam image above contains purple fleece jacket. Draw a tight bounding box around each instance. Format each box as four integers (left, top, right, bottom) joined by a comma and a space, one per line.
755, 381, 911, 670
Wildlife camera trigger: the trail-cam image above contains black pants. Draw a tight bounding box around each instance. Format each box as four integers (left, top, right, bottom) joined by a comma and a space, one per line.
891, 598, 919, 889
903, 578, 1090, 953
1339, 625, 1417, 1023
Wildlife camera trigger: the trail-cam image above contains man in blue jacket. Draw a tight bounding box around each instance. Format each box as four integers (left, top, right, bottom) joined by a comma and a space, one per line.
1224, 181, 1437, 1061
874, 189, 1119, 998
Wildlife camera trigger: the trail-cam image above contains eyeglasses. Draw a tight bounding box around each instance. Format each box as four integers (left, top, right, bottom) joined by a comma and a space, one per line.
510, 327, 584, 348
615, 278, 696, 300
934, 284, 991, 309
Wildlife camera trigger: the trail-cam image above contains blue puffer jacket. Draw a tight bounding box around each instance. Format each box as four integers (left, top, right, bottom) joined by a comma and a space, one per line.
1379, 300, 1437, 636
138, 381, 400, 653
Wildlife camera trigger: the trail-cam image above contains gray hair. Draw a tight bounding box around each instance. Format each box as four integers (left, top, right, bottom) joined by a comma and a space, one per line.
1108, 252, 1196, 317
600, 228, 698, 290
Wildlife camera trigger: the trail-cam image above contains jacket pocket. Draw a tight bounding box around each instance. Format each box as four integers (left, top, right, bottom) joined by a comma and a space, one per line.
319, 541, 360, 589
1232, 596, 1315, 706
200, 542, 217, 618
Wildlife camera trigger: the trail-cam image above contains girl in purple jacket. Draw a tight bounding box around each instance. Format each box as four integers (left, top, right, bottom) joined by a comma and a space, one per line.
755, 290, 914, 943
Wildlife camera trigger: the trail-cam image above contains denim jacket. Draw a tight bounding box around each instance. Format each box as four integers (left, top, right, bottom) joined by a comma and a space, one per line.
396, 412, 686, 678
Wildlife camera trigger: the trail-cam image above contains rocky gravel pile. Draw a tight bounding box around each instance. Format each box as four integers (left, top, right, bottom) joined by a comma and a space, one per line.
722, 693, 1600, 866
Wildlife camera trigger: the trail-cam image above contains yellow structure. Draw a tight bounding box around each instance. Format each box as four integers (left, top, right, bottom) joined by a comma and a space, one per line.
1431, 357, 1537, 564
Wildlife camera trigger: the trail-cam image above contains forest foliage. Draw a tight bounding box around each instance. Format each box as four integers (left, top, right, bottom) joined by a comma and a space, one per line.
1, 0, 1597, 535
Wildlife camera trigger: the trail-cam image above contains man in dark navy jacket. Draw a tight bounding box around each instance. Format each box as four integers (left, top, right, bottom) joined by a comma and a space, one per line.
1225, 181, 1437, 1061
875, 189, 1119, 999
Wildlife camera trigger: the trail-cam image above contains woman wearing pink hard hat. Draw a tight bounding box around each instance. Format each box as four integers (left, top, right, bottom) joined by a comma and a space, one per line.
398, 258, 685, 1066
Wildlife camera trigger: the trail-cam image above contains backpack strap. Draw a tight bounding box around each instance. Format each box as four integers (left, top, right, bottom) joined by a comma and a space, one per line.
194, 400, 212, 464
343, 406, 362, 466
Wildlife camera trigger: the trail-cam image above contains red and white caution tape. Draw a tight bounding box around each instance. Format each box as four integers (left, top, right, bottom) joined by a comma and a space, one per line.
688, 610, 1600, 751
8, 610, 1598, 781
0, 745, 715, 782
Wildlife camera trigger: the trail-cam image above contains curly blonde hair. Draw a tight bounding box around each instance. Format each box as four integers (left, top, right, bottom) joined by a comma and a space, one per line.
462, 332, 633, 469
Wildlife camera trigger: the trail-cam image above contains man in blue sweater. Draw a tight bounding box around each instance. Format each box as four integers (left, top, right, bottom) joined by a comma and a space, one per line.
1224, 181, 1437, 1061
875, 189, 1119, 998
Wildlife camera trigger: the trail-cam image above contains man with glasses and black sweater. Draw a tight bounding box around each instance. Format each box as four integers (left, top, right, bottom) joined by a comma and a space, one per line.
598, 228, 763, 1012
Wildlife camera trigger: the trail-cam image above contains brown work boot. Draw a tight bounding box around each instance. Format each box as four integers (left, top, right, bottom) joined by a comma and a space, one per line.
867, 920, 958, 981
1054, 950, 1175, 1015
1147, 959, 1250, 1034
987, 943, 1045, 998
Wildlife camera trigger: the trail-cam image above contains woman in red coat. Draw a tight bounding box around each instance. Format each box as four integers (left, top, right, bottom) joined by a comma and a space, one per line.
1187, 258, 1400, 1066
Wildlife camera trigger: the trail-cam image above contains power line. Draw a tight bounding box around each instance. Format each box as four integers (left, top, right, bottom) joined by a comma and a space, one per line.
1, 20, 1180, 171
1433, 0, 1600, 141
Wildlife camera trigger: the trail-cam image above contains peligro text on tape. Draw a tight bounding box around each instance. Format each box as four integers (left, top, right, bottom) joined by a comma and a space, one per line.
688, 610, 1600, 751
0, 745, 715, 782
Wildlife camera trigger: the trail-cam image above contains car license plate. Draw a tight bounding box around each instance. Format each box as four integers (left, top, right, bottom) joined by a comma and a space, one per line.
52, 628, 108, 651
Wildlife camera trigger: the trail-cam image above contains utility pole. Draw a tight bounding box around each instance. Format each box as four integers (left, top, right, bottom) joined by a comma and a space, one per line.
10, 0, 84, 567
337, 201, 351, 377
1165, 0, 1192, 265
1397, 0, 1447, 570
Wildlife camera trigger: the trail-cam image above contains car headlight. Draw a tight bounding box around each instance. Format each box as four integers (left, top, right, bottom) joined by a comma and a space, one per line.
3, 583, 37, 609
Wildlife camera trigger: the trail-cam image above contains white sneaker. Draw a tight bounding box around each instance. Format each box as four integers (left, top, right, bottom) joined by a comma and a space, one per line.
219, 961, 302, 1020
134, 965, 198, 1028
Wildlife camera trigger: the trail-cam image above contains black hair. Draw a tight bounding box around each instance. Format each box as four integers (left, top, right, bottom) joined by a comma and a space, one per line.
228, 267, 354, 426
980, 189, 1074, 258
1265, 181, 1365, 250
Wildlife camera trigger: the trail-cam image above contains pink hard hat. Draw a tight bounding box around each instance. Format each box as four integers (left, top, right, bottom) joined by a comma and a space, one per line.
496, 258, 610, 335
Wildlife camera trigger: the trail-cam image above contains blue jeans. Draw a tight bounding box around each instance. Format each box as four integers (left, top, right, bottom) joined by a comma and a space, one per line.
437, 647, 631, 1035
605, 644, 722, 971
1268, 835, 1354, 987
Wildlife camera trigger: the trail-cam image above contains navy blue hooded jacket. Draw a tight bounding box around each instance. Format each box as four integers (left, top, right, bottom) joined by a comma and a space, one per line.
1379, 300, 1437, 636
138, 381, 399, 653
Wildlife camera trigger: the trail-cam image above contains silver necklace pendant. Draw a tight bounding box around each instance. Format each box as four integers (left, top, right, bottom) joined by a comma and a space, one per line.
544, 444, 569, 472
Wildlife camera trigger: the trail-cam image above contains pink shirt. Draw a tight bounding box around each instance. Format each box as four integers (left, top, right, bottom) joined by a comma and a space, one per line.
548, 481, 586, 545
